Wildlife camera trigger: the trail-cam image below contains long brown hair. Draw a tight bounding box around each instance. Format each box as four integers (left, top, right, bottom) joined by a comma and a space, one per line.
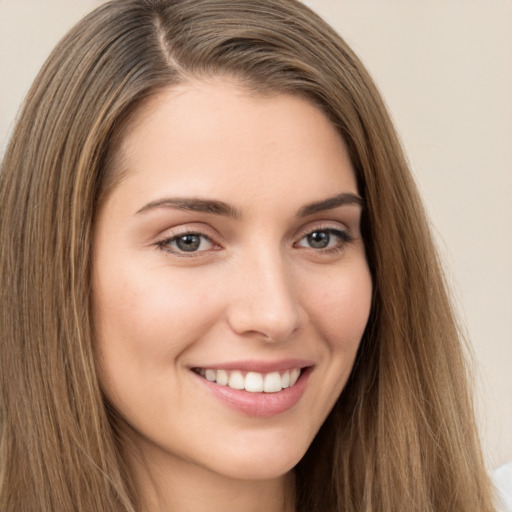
0, 1, 496, 510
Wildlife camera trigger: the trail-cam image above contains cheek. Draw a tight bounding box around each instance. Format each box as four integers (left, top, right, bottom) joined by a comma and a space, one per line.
307, 263, 373, 351
92, 263, 224, 376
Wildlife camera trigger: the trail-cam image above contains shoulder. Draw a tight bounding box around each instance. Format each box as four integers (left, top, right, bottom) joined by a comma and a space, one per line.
494, 462, 512, 512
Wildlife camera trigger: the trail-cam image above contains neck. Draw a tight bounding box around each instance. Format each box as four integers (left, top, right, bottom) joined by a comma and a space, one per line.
124, 442, 296, 512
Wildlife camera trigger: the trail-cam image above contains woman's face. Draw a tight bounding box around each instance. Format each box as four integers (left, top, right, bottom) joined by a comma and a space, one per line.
92, 79, 372, 482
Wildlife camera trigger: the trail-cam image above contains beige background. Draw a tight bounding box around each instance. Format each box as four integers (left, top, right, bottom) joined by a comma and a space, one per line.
1, 0, 511, 470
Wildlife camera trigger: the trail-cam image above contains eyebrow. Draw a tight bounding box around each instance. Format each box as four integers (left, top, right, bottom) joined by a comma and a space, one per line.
136, 197, 242, 218
297, 192, 364, 217
136, 192, 364, 218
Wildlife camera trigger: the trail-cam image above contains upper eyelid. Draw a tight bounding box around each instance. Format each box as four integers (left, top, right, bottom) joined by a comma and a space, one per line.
155, 223, 220, 242
295, 227, 352, 245
295, 220, 350, 238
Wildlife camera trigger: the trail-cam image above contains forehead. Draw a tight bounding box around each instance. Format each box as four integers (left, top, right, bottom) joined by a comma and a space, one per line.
105, 78, 357, 211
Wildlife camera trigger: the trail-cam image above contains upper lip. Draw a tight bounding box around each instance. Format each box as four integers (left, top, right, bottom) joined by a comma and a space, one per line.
191, 358, 314, 373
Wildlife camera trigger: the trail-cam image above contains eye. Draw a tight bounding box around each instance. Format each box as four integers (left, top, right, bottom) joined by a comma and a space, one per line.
295, 228, 352, 251
157, 232, 215, 254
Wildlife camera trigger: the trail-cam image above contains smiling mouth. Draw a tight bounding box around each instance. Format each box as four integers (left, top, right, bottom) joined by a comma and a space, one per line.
193, 368, 302, 393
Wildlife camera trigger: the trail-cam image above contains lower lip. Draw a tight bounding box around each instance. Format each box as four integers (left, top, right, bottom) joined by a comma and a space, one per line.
193, 368, 312, 417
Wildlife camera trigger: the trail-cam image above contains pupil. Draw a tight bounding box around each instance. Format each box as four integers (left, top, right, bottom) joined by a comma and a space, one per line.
177, 234, 200, 251
308, 231, 329, 249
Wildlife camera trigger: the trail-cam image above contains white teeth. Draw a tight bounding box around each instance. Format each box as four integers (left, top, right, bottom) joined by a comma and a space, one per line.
216, 369, 229, 386
197, 367, 303, 393
245, 372, 264, 392
228, 370, 245, 390
263, 371, 282, 393
205, 369, 216, 382
290, 368, 300, 386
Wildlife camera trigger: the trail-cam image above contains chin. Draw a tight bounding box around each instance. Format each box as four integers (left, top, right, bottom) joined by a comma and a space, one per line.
204, 432, 311, 481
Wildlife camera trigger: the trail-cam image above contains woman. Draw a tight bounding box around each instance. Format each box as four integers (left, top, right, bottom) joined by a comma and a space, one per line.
0, 0, 496, 511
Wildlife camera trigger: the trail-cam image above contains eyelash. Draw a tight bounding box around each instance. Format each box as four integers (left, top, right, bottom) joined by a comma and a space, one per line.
294, 227, 353, 253
155, 231, 217, 256
155, 226, 353, 256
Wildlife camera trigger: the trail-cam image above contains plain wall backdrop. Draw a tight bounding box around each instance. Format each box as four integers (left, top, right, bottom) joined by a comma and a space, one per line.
1, 0, 511, 470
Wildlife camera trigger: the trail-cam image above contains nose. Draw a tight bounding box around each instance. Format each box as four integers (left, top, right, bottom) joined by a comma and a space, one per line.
226, 248, 304, 343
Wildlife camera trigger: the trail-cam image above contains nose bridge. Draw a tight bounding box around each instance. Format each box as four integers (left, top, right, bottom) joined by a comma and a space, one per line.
227, 243, 301, 341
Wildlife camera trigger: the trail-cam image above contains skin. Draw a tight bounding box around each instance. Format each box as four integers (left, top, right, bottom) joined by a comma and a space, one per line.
92, 78, 373, 512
